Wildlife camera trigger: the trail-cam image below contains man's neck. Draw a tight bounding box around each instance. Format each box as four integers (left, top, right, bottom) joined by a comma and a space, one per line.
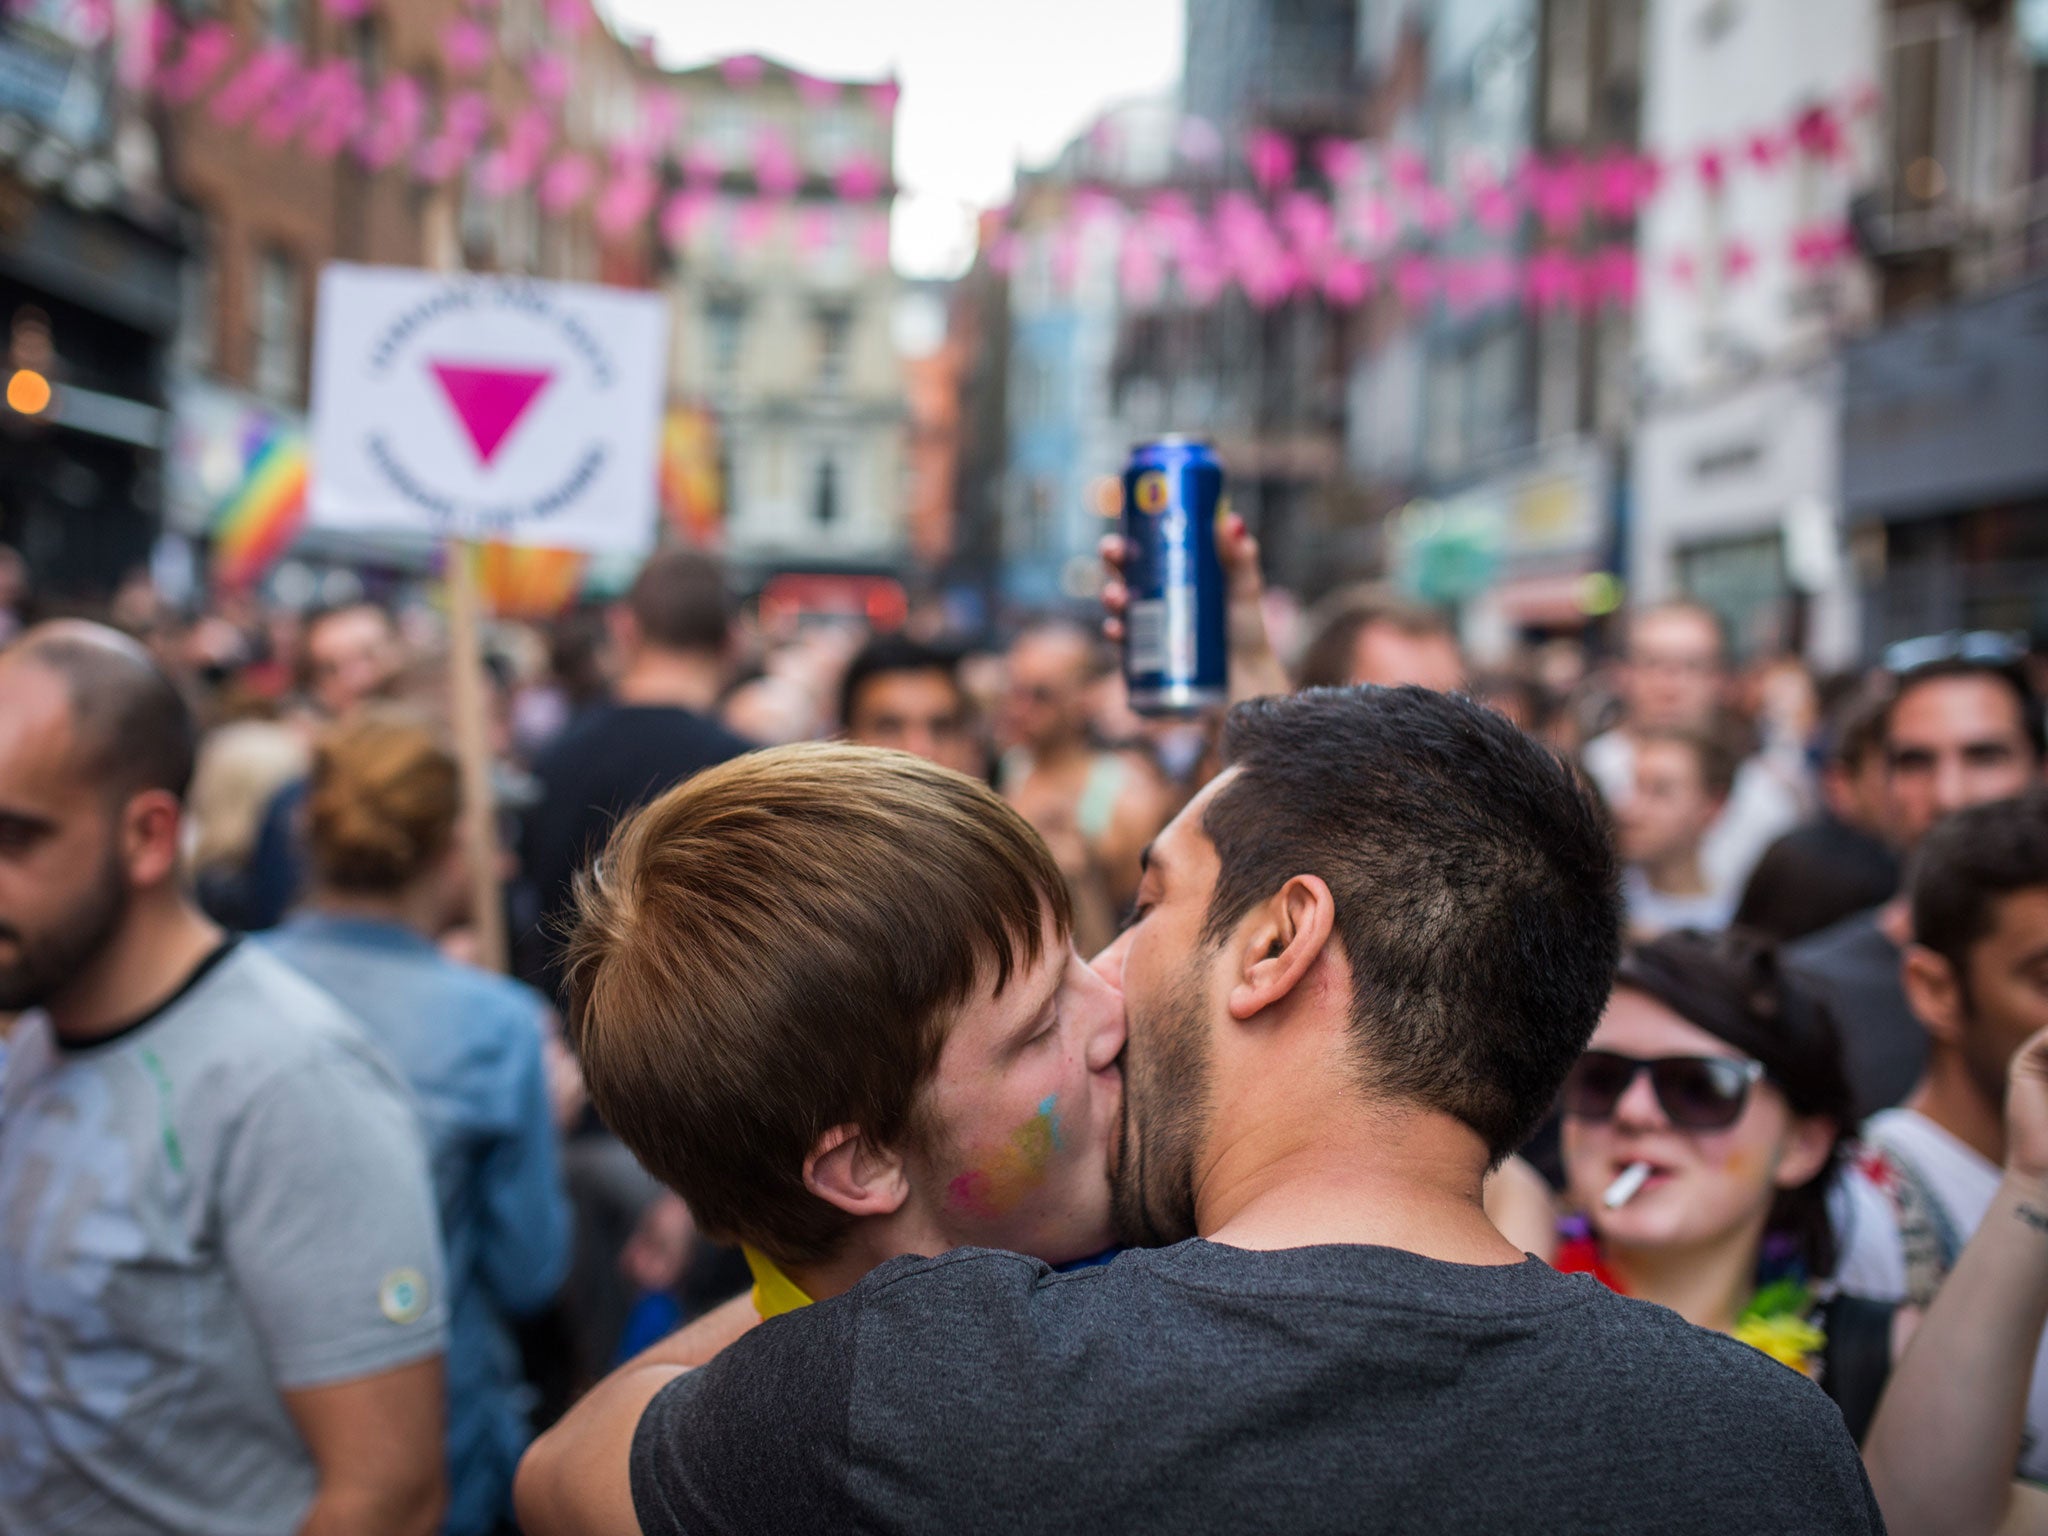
46, 894, 223, 1045
1602, 1215, 1767, 1335
614, 650, 723, 713
1906, 1054, 2005, 1167
1640, 847, 1710, 897
1196, 1100, 1523, 1266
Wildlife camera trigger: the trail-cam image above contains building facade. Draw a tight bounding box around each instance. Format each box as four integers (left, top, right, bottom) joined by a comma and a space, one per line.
646, 54, 904, 577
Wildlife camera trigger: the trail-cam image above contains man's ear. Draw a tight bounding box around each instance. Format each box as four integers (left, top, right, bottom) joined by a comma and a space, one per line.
1902, 943, 1964, 1046
802, 1124, 910, 1220
1226, 874, 1335, 1022
123, 789, 184, 890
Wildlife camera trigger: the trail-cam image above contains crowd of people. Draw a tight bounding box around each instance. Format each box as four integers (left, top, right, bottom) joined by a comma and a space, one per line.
1, 525, 2046, 1534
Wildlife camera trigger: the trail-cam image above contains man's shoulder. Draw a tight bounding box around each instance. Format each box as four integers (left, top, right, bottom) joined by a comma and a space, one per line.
1786, 905, 1888, 972
161, 943, 407, 1098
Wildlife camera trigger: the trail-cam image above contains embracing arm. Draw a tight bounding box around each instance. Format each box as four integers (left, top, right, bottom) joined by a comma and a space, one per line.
287, 1358, 446, 1536
1862, 1027, 2048, 1536
515, 1292, 761, 1536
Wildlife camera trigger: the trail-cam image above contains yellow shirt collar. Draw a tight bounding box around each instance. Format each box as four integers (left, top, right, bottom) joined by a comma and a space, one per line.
743, 1244, 814, 1319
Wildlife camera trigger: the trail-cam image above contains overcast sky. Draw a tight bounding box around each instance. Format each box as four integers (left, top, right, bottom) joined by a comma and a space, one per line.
600, 0, 1185, 278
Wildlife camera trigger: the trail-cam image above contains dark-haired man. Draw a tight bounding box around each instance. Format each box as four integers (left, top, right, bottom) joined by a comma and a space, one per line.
522, 687, 1879, 1536
1836, 789, 2048, 1482
0, 622, 448, 1535
1790, 652, 2045, 1116
839, 632, 978, 775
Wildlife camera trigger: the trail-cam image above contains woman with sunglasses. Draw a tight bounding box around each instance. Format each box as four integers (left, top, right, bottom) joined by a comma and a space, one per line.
1556, 928, 1902, 1438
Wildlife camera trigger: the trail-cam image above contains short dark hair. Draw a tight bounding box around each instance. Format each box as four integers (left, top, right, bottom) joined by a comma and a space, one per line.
1887, 660, 2046, 760
1294, 585, 1455, 690
1911, 789, 2048, 979
1825, 678, 1892, 771
838, 633, 964, 730
627, 548, 731, 656
1201, 686, 1622, 1160
15, 621, 197, 803
1614, 929, 1854, 1277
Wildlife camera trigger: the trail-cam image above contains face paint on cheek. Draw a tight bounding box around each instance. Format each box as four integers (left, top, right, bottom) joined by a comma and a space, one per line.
947, 1095, 1064, 1219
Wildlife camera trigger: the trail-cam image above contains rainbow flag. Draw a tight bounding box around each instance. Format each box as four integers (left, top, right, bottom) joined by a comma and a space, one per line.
211, 431, 309, 590
658, 406, 723, 545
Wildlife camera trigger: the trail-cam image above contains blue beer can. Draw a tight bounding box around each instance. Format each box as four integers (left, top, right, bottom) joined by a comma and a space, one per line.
1121, 435, 1227, 715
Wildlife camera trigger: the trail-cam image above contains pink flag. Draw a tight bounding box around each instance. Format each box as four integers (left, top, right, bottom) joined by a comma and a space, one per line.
659, 190, 713, 249
1316, 137, 1363, 187
1416, 185, 1457, 237
1591, 149, 1646, 220
794, 71, 839, 108
546, 0, 592, 37
1174, 115, 1222, 164
357, 76, 426, 172
157, 21, 235, 104
1180, 247, 1228, 305
529, 50, 572, 105
638, 88, 681, 151
1322, 255, 1373, 307
987, 233, 1019, 275
1245, 129, 1295, 192
1393, 252, 1436, 311
442, 17, 491, 76
1722, 238, 1757, 284
753, 127, 801, 198
1470, 173, 1519, 236
794, 205, 835, 257
1792, 104, 1845, 162
1592, 246, 1638, 310
207, 41, 298, 127
867, 79, 900, 117
733, 198, 779, 253
1050, 225, 1082, 291
719, 54, 764, 89
1743, 128, 1786, 171
1387, 144, 1430, 193
1277, 192, 1335, 268
1118, 227, 1163, 307
1694, 146, 1727, 191
252, 58, 314, 143
540, 153, 595, 214
595, 154, 658, 238
834, 153, 883, 202
1523, 247, 1579, 310
117, 4, 176, 91
1667, 251, 1698, 289
300, 64, 366, 160
1527, 153, 1584, 236
857, 210, 891, 270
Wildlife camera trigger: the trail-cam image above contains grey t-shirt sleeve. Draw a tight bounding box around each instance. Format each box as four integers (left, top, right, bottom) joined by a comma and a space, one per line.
630, 1301, 858, 1535
217, 1049, 449, 1390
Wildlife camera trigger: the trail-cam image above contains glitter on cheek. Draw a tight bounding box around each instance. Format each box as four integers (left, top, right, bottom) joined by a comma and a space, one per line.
946, 1095, 1065, 1218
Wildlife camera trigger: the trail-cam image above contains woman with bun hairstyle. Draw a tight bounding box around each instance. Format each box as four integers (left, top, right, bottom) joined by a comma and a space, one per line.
1553, 927, 1904, 1440
262, 709, 571, 1536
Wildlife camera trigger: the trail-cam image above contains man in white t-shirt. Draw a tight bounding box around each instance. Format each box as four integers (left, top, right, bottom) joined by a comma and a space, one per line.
1835, 788, 2048, 1478
1616, 726, 1739, 938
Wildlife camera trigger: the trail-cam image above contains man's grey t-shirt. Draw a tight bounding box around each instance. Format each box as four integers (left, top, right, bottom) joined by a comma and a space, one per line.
1787, 906, 1924, 1119
630, 1242, 1883, 1535
0, 941, 449, 1536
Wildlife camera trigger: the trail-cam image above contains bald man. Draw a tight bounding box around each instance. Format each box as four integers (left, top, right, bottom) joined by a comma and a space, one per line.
0, 623, 449, 1536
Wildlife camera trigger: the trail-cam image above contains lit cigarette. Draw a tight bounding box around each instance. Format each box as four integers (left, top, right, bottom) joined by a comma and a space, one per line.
1603, 1161, 1652, 1210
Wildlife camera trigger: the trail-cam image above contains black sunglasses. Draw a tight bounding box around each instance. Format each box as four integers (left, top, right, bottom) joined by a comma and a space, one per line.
1562, 1051, 1765, 1132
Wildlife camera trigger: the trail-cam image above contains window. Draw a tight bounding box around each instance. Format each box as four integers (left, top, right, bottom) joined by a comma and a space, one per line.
814, 305, 852, 390
812, 454, 840, 526
704, 297, 745, 387
252, 247, 302, 404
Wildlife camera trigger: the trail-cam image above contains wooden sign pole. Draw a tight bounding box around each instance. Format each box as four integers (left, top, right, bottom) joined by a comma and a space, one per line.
445, 536, 509, 974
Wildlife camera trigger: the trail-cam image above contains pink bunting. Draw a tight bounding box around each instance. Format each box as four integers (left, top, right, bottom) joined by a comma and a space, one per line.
1523, 247, 1579, 310
415, 90, 493, 181
683, 143, 722, 190
638, 89, 681, 151
1179, 248, 1228, 305
1387, 145, 1430, 193
794, 205, 835, 256
117, 4, 177, 91
753, 127, 801, 198
356, 75, 426, 172
987, 233, 1020, 275
720, 55, 765, 89
1245, 130, 1295, 193
1722, 238, 1757, 284
867, 80, 900, 117
834, 154, 884, 202
857, 211, 891, 270
477, 105, 554, 195
252, 59, 316, 143
529, 50, 572, 104
1468, 172, 1519, 236
1322, 255, 1374, 307
1316, 137, 1363, 187
1118, 226, 1163, 306
546, 0, 592, 37
733, 198, 779, 253
1792, 104, 1845, 162
1695, 146, 1727, 191
1587, 246, 1638, 310
539, 153, 595, 214
595, 154, 659, 239
1525, 153, 1584, 236
1590, 150, 1647, 221
659, 189, 713, 249
1666, 252, 1698, 289
1392, 252, 1436, 311
300, 63, 367, 160
1174, 116, 1223, 164
1743, 129, 1787, 171
442, 18, 492, 77
207, 41, 298, 127
794, 72, 840, 109
1415, 185, 1457, 237
1791, 220, 1855, 271
1050, 225, 1082, 291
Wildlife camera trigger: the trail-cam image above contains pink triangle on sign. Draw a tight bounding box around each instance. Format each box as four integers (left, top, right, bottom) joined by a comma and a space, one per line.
427, 361, 555, 466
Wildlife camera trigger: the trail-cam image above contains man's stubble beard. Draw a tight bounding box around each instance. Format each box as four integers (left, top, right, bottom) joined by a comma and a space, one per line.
1110, 969, 1212, 1249
0, 839, 131, 1014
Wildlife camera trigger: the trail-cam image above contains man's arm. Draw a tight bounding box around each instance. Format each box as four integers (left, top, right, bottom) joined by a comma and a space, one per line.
1101, 511, 1292, 704
1862, 1025, 2048, 1536
516, 1293, 762, 1536
285, 1357, 446, 1536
